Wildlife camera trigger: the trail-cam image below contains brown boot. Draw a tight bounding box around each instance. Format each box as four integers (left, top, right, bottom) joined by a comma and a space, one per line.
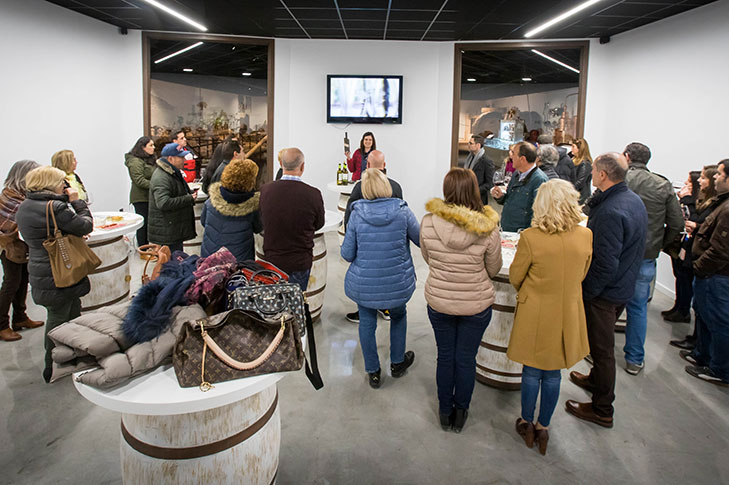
515, 418, 535, 448
0, 328, 22, 341
13, 318, 44, 330
535, 427, 549, 455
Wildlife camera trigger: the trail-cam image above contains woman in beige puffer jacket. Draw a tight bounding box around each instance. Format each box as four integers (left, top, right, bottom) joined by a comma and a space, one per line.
420, 168, 502, 433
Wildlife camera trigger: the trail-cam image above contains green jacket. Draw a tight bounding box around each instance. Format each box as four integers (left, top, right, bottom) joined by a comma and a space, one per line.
496, 166, 549, 232
147, 158, 196, 245
625, 163, 684, 260
125, 153, 156, 203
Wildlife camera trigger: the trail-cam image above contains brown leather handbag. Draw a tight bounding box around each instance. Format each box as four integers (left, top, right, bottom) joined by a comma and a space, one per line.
137, 243, 171, 284
173, 308, 321, 391
42, 201, 101, 288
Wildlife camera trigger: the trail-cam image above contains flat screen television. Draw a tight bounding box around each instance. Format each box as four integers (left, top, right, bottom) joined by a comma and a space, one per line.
327, 75, 403, 124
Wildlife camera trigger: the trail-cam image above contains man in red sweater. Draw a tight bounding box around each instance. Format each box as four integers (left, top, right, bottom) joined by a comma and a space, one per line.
260, 148, 325, 291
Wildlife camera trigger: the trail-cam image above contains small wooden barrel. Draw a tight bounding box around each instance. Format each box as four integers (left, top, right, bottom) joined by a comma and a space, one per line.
254, 233, 328, 321
475, 274, 522, 390
81, 235, 131, 312
336, 192, 350, 245
120, 384, 280, 484
183, 194, 207, 256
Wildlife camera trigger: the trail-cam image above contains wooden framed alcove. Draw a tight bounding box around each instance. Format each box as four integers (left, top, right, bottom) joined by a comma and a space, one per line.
451, 41, 589, 167
142, 32, 275, 181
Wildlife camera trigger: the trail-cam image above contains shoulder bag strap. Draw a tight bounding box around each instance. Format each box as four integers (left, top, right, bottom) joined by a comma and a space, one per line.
45, 201, 53, 239
302, 302, 324, 390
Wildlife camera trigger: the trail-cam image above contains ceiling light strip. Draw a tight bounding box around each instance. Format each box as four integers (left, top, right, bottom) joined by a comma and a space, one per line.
383, 0, 392, 40
531, 49, 580, 74
333, 0, 349, 40
154, 42, 204, 64
419, 0, 449, 41
141, 0, 208, 31
279, 0, 312, 39
524, 0, 604, 38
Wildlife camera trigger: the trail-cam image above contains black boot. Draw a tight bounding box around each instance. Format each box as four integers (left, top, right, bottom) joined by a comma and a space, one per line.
391, 351, 415, 377
453, 408, 468, 433
368, 369, 381, 389
661, 306, 677, 317
439, 409, 455, 431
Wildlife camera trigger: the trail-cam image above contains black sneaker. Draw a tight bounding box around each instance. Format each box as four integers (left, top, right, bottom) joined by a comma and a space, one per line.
378, 309, 391, 320
453, 408, 469, 433
368, 369, 381, 389
679, 350, 701, 366
391, 351, 415, 377
346, 311, 359, 323
685, 365, 729, 387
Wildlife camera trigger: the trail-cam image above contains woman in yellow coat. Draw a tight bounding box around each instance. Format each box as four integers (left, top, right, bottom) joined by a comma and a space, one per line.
507, 179, 592, 455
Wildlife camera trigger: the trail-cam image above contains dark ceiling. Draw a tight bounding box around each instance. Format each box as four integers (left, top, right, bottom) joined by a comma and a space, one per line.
47, 0, 715, 41
462, 48, 581, 84
150, 40, 268, 78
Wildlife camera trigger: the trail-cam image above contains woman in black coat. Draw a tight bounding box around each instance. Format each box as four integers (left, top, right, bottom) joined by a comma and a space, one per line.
16, 166, 94, 382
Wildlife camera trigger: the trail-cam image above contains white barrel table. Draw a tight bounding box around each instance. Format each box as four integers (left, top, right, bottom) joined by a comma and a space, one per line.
326, 181, 354, 245
82, 212, 144, 312
475, 232, 523, 390
74, 365, 284, 484
255, 210, 342, 320
183, 183, 207, 256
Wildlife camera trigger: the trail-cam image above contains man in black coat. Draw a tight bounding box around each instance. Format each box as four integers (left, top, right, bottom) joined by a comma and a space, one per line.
565, 152, 647, 429
464, 135, 495, 205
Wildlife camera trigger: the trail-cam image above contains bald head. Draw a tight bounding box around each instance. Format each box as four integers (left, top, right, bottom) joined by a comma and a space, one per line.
368, 150, 386, 170
593, 151, 628, 191
281, 147, 305, 173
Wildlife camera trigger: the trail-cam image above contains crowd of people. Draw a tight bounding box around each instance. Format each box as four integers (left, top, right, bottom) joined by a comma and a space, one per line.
0, 131, 727, 456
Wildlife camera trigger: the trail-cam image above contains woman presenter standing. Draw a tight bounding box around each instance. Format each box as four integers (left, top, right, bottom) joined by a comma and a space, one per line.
346, 132, 376, 182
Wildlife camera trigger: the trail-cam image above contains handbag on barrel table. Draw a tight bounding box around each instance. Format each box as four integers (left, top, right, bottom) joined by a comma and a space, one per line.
173, 306, 323, 391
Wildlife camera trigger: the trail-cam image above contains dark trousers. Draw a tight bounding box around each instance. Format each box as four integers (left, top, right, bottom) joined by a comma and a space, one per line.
693, 275, 729, 381
167, 242, 184, 254
288, 268, 311, 292
43, 298, 81, 370
585, 298, 625, 418
0, 253, 29, 330
428, 305, 492, 414
671, 256, 694, 316
132, 202, 149, 246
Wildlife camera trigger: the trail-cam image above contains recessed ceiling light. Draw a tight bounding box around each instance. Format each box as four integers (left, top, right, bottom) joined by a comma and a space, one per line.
531, 49, 580, 74
525, 0, 604, 38
522, 77, 532, 82
141, 0, 208, 31
466, 78, 476, 82
242, 72, 252, 76
154, 42, 203, 64
183, 68, 193, 72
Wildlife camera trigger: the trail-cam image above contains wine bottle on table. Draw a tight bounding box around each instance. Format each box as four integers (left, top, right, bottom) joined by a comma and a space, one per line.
344, 132, 350, 154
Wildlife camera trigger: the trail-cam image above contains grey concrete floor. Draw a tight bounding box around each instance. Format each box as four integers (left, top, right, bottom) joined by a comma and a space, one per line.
1, 232, 728, 484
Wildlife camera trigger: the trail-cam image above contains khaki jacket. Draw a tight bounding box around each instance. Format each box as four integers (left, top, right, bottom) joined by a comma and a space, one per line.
507, 226, 593, 370
420, 199, 502, 316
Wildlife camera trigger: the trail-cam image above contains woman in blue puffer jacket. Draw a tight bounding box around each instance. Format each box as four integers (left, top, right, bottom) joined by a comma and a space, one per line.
341, 168, 420, 389
201, 158, 262, 262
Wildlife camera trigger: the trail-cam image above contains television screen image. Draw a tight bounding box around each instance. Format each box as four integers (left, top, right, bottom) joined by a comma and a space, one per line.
327, 75, 402, 124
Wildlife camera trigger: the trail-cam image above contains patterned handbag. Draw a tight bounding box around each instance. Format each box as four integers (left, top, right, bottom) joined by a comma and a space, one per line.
173, 309, 302, 390
229, 278, 307, 337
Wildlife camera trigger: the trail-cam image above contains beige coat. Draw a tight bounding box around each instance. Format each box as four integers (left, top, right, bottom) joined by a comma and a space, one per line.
506, 226, 593, 370
420, 199, 502, 316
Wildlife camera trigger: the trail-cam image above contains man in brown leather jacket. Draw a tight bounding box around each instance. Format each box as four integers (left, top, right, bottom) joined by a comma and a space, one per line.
685, 159, 729, 387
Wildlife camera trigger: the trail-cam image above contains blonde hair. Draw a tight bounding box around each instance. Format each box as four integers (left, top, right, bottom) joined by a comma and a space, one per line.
572, 138, 593, 166
25, 166, 67, 192
361, 168, 392, 200
51, 150, 75, 174
531, 179, 583, 234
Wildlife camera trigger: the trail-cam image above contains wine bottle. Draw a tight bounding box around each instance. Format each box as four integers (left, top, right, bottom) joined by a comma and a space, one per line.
344, 132, 350, 154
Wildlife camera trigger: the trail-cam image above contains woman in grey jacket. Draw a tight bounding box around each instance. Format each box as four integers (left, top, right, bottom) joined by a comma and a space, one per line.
16, 166, 94, 382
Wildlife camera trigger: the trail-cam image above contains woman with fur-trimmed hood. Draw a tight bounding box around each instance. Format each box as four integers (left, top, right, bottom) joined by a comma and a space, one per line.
201, 159, 262, 262
420, 168, 502, 433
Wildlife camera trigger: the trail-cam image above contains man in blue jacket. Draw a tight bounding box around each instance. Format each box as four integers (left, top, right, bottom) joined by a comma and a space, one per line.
566, 152, 647, 429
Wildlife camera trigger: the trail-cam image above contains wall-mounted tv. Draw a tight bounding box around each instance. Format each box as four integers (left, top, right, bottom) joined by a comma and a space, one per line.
327, 75, 403, 124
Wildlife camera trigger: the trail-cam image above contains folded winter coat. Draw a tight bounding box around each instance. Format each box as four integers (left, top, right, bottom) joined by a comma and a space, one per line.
48, 300, 206, 388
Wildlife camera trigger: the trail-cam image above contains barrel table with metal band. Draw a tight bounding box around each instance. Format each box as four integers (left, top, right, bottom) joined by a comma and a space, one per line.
255, 210, 342, 321
81, 212, 144, 312
326, 181, 354, 245
475, 232, 523, 390
183, 183, 207, 256
74, 366, 284, 484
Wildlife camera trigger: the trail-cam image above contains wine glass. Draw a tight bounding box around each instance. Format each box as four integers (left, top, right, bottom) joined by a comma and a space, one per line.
492, 171, 505, 188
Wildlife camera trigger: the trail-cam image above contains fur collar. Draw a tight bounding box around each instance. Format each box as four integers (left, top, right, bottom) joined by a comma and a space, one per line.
208, 182, 260, 217
156, 158, 178, 176
425, 198, 499, 235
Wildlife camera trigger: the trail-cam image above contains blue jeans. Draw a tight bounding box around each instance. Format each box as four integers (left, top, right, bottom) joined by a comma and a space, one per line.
693, 276, 729, 381
288, 269, 311, 292
358, 304, 407, 373
624, 259, 656, 365
428, 306, 492, 414
521, 366, 561, 427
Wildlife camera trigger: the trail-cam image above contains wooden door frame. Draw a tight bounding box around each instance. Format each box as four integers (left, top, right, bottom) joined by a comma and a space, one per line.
451, 40, 589, 166
142, 32, 275, 180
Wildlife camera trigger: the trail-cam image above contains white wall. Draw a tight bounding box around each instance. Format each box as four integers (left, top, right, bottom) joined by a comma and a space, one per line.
274, 39, 454, 222
584, 0, 729, 294
0, 0, 143, 212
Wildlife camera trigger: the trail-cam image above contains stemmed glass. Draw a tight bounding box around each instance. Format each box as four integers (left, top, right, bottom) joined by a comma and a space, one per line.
492, 171, 505, 188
